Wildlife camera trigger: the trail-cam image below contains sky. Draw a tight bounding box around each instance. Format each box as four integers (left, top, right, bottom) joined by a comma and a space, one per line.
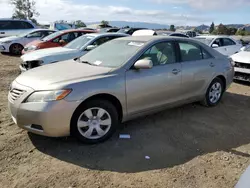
0, 0, 250, 26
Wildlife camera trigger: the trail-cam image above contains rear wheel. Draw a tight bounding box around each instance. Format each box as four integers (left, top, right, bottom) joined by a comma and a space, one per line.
71, 100, 119, 144
9, 43, 23, 55
202, 77, 224, 107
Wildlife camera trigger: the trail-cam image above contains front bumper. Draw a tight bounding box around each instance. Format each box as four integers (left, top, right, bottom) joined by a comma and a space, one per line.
0, 44, 8, 52
8, 81, 81, 137
234, 67, 250, 82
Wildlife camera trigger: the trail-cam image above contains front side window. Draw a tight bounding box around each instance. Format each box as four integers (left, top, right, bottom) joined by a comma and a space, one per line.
179, 42, 202, 61
222, 38, 236, 46
212, 38, 223, 47
139, 42, 176, 66
92, 36, 113, 46
53, 33, 69, 43
27, 31, 42, 38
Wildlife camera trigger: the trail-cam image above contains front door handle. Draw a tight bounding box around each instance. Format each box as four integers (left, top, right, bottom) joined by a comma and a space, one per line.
172, 69, 181, 75
210, 62, 215, 67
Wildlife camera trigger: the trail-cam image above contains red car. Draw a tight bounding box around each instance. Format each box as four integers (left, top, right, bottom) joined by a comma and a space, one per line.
22, 29, 96, 54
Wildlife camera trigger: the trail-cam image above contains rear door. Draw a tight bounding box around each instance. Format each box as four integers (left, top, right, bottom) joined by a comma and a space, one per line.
178, 41, 215, 100
221, 38, 240, 55
125, 41, 182, 115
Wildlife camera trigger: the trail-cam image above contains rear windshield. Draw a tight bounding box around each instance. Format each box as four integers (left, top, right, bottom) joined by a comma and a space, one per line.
80, 40, 145, 68
195, 37, 214, 45
41, 31, 63, 41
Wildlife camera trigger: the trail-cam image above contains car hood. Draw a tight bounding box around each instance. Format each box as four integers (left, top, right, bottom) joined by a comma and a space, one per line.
0, 36, 19, 42
15, 60, 113, 90
231, 51, 250, 63
21, 47, 79, 62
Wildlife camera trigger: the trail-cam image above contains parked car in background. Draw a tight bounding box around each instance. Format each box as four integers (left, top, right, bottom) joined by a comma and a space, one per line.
118, 27, 146, 35
20, 33, 128, 72
157, 31, 189, 38
0, 19, 36, 38
231, 45, 250, 82
195, 35, 242, 56
22, 29, 96, 54
50, 22, 75, 31
9, 36, 234, 143
99, 28, 120, 33
0, 29, 55, 55
133, 30, 188, 38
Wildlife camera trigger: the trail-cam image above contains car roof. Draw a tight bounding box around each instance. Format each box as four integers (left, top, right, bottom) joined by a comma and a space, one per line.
61, 29, 96, 33
30, 28, 55, 32
116, 35, 193, 42
195, 35, 230, 38
85, 33, 128, 37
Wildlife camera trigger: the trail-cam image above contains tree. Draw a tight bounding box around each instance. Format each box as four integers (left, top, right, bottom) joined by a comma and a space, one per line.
209, 22, 215, 33
74, 20, 86, 28
217, 23, 228, 35
101, 20, 109, 27
10, 0, 39, 24
228, 27, 237, 35
170, 25, 176, 32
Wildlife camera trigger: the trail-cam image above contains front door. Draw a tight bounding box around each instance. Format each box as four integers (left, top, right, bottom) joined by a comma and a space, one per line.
126, 41, 182, 115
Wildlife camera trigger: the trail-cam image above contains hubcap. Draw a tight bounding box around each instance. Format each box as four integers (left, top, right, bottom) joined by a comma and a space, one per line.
209, 82, 222, 104
77, 107, 112, 139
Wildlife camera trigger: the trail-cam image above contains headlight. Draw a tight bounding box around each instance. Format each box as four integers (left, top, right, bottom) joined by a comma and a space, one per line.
2, 41, 12, 44
25, 89, 72, 103
27, 45, 39, 51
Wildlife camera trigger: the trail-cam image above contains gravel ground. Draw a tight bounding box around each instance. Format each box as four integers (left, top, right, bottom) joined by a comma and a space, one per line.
0, 53, 250, 188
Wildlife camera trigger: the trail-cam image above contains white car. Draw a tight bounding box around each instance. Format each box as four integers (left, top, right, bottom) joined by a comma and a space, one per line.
0, 29, 55, 55
20, 33, 128, 72
231, 45, 250, 82
0, 19, 37, 38
195, 35, 242, 56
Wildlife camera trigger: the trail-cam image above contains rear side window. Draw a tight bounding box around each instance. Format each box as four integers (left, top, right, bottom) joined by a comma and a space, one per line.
222, 38, 236, 46
179, 42, 212, 61
0, 21, 13, 30
0, 21, 34, 30
179, 42, 202, 61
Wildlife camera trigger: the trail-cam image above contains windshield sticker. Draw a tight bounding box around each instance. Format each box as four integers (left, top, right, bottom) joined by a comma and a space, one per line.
93, 61, 102, 65
128, 42, 145, 47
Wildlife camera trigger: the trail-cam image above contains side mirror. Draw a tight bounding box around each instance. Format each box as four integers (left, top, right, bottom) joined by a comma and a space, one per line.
212, 44, 219, 48
134, 59, 153, 69
85, 45, 96, 51
59, 40, 66, 45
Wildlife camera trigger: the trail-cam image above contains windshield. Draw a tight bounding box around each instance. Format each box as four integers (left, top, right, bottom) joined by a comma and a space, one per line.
245, 45, 250, 52
65, 35, 94, 50
41, 31, 63, 41
195, 37, 214, 45
80, 40, 145, 68
118, 28, 129, 33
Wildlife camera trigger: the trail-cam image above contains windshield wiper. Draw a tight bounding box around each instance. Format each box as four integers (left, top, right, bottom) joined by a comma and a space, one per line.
81, 61, 97, 66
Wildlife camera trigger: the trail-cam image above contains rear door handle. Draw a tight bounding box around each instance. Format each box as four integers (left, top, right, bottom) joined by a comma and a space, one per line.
210, 62, 215, 67
172, 69, 181, 75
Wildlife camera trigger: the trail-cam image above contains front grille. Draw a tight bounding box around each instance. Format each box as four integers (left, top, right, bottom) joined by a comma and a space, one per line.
234, 72, 250, 82
9, 88, 25, 102
234, 62, 250, 69
21, 61, 40, 70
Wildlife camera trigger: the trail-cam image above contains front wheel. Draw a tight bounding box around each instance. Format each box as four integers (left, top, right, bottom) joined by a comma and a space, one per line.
70, 100, 119, 144
9, 43, 23, 55
202, 77, 224, 107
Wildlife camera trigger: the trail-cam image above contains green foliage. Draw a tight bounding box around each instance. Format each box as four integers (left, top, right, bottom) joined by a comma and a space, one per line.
101, 20, 109, 27
211, 24, 238, 35
74, 20, 86, 28
169, 25, 176, 32
236, 29, 250, 36
10, 0, 39, 23
194, 28, 202, 34
209, 22, 215, 33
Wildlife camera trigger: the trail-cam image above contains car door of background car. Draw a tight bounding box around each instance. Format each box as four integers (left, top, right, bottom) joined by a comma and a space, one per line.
211, 38, 227, 55
22, 31, 44, 46
178, 41, 216, 100
125, 41, 182, 115
221, 38, 240, 55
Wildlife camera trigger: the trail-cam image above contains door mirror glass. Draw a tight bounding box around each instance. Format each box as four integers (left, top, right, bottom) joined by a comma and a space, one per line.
134, 59, 153, 69
85, 45, 96, 51
212, 44, 219, 48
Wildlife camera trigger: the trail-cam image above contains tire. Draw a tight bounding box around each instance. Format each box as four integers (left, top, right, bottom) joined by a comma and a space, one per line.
202, 77, 225, 107
70, 100, 119, 144
9, 43, 23, 55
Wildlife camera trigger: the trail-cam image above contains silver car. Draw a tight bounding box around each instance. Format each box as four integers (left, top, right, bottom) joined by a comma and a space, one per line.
8, 36, 234, 143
